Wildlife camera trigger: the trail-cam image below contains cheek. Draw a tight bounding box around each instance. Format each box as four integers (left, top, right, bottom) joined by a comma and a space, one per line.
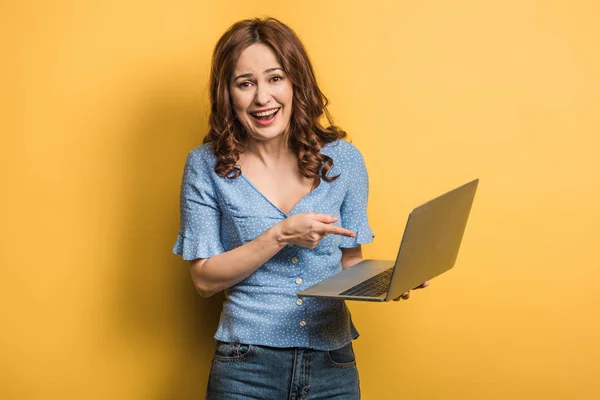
230, 90, 251, 113
273, 83, 294, 105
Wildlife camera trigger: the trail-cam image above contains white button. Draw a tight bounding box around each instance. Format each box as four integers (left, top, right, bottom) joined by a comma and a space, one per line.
296, 299, 303, 306
295, 277, 303, 285
299, 321, 307, 327
291, 257, 299, 264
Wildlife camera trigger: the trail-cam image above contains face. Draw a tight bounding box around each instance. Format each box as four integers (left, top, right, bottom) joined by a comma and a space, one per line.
230, 43, 294, 143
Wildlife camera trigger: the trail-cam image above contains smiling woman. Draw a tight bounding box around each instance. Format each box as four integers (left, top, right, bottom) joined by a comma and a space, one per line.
173, 17, 377, 399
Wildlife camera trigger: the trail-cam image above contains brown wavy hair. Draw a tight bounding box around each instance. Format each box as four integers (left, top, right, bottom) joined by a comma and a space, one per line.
203, 17, 346, 182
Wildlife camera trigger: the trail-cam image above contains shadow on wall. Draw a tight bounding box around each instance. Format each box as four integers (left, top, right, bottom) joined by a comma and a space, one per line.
111, 74, 223, 399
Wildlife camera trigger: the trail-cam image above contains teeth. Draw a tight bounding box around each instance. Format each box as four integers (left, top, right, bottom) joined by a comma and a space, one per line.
253, 108, 279, 117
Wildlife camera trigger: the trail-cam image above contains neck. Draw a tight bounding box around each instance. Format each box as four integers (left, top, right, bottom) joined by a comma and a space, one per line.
243, 133, 294, 168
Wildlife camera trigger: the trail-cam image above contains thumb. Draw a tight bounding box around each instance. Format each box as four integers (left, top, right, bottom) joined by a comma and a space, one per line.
313, 213, 338, 224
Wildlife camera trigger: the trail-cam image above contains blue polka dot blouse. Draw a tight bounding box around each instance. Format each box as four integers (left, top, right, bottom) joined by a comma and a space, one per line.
172, 139, 374, 351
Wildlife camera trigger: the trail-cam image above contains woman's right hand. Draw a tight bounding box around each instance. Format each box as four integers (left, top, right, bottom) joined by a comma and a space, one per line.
275, 212, 356, 248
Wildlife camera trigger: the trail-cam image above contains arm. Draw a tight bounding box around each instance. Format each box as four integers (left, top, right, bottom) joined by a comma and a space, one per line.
189, 225, 285, 297
338, 144, 375, 249
174, 150, 284, 297
341, 245, 364, 270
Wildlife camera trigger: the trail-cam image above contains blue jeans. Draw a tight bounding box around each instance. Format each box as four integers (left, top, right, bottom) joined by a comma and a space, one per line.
206, 341, 360, 399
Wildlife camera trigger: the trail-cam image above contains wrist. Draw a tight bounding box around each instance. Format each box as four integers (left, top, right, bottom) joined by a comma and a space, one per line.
270, 221, 293, 247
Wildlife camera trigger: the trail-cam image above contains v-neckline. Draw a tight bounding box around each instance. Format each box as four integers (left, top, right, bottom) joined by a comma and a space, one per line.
239, 172, 321, 217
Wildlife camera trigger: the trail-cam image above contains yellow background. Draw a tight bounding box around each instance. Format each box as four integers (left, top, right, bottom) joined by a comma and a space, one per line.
2, 0, 599, 399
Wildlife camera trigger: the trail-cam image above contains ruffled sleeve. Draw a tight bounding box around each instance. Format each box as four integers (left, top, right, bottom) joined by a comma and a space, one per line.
172, 148, 225, 260
339, 146, 375, 248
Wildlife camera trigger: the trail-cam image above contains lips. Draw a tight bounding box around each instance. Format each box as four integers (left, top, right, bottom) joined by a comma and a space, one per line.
250, 107, 280, 119
249, 107, 280, 126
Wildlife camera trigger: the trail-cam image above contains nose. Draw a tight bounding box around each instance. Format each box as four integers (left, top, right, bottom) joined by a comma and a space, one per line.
253, 83, 271, 106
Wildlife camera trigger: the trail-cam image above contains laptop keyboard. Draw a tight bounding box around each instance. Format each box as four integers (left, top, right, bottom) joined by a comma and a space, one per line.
339, 268, 394, 297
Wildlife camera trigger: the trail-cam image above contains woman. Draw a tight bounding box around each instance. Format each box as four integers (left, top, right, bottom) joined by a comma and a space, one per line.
173, 17, 423, 399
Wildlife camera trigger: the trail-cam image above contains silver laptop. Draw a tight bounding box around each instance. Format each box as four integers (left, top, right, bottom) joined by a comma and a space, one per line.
298, 179, 479, 302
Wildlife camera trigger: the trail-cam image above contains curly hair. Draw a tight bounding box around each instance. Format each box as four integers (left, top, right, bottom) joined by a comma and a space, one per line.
203, 17, 346, 182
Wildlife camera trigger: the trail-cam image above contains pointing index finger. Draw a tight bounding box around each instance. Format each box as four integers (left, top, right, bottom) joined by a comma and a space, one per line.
324, 224, 356, 238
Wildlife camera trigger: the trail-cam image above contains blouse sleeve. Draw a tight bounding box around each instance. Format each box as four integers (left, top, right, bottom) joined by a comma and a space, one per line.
339, 148, 375, 248
172, 149, 225, 261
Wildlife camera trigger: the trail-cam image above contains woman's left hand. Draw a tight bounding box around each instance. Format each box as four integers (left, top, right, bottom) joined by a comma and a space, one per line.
393, 281, 429, 301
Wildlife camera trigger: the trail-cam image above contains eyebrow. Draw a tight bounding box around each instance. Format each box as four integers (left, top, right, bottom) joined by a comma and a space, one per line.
233, 67, 283, 81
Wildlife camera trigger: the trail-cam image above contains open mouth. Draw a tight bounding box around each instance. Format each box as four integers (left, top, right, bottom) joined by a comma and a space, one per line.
250, 107, 280, 123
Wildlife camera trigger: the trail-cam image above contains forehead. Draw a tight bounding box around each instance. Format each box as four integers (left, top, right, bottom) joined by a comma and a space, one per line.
234, 43, 281, 74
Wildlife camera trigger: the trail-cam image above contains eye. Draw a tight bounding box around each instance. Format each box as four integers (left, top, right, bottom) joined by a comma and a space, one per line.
270, 75, 284, 82
237, 81, 252, 89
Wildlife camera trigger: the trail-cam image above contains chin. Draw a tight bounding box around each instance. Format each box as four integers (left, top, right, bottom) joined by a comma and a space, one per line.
246, 123, 290, 142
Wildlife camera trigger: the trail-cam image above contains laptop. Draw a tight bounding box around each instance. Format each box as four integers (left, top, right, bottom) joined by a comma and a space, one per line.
297, 179, 479, 302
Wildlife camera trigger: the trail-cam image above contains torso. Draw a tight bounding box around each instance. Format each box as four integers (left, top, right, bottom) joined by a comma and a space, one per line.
176, 140, 372, 349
